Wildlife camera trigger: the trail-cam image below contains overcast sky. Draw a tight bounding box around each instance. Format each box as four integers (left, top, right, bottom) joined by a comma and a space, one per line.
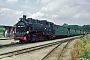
0, 0, 90, 26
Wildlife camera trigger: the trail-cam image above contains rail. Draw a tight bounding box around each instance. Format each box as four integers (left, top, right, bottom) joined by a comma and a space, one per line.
0, 35, 83, 59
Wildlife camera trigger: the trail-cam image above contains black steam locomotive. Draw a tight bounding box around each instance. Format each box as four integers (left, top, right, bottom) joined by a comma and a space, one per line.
14, 15, 85, 43
14, 15, 55, 43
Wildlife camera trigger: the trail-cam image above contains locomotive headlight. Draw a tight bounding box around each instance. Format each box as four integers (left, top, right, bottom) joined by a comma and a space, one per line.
27, 31, 29, 34
45, 28, 46, 30
18, 26, 24, 27
20, 26, 24, 27
18, 26, 21, 27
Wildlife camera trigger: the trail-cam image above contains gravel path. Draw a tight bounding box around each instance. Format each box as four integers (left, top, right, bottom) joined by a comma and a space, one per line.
0, 36, 81, 60
42, 42, 68, 60
59, 39, 79, 60
0, 39, 79, 60
0, 39, 17, 45
0, 37, 74, 55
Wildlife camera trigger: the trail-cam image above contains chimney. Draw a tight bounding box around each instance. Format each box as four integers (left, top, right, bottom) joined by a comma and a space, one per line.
23, 15, 26, 21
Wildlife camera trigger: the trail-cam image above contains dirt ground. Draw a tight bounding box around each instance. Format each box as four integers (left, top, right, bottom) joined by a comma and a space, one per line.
59, 39, 79, 60
0, 38, 80, 60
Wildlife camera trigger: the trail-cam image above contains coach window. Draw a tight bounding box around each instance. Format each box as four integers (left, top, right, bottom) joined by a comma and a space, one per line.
80, 30, 81, 34
75, 29, 77, 32
68, 28, 70, 33
68, 28, 70, 31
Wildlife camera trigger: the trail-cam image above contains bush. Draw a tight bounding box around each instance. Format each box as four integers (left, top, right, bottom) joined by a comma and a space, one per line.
74, 34, 90, 60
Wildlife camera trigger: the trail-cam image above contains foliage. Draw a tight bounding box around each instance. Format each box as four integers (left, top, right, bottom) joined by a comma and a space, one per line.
13, 24, 16, 27
62, 23, 85, 29
0, 28, 5, 32
0, 25, 5, 38
74, 34, 90, 60
68, 25, 83, 29
0, 25, 5, 32
62, 23, 90, 34
82, 25, 90, 32
80, 49, 90, 59
63, 23, 68, 27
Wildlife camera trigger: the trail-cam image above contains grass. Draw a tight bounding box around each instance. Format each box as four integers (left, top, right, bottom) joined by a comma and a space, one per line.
72, 34, 90, 60
0, 44, 2, 46
0, 32, 4, 38
0, 27, 5, 38
10, 42, 16, 44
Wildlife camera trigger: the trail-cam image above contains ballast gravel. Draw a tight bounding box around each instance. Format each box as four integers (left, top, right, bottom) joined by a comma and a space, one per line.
0, 45, 58, 60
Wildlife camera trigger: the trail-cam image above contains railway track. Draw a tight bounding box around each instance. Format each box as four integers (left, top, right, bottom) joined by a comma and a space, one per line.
0, 35, 83, 59
0, 41, 61, 59
42, 40, 71, 60
0, 35, 84, 49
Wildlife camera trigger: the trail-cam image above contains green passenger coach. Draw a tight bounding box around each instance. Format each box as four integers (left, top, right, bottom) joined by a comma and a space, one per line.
54, 25, 84, 37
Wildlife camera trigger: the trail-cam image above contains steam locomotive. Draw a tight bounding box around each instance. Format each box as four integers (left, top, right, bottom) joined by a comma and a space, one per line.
14, 15, 85, 43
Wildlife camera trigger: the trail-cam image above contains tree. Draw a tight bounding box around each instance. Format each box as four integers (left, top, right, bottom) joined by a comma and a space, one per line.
82, 25, 90, 32
63, 23, 68, 27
